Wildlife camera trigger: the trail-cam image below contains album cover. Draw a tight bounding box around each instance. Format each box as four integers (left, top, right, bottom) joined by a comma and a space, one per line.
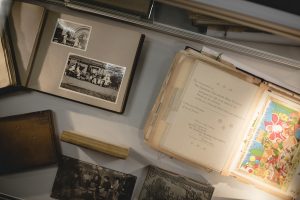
0, 110, 58, 174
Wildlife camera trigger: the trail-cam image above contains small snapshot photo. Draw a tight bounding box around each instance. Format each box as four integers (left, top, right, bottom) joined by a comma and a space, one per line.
52, 18, 91, 51
51, 156, 137, 200
60, 54, 126, 103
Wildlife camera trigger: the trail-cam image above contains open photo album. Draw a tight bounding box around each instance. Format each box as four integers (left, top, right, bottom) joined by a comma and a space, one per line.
0, 2, 144, 113
144, 48, 300, 199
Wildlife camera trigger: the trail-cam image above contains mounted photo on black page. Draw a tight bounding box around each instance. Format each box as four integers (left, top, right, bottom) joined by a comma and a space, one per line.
51, 156, 136, 200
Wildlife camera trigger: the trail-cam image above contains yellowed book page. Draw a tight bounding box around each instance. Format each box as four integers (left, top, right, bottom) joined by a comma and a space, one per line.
160, 59, 260, 171
0, 41, 10, 88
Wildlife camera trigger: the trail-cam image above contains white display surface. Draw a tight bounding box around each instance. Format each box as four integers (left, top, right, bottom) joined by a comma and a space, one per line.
0, 5, 300, 200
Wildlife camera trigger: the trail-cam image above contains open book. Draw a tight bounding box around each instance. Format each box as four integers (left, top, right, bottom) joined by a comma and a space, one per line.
0, 1, 144, 113
144, 48, 300, 199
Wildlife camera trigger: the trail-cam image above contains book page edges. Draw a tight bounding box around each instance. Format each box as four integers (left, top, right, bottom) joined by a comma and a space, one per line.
221, 83, 269, 175
230, 170, 295, 200
145, 52, 197, 146
144, 51, 190, 141
266, 83, 300, 102
0, 35, 13, 88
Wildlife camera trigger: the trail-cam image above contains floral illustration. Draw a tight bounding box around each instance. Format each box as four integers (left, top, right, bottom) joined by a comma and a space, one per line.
240, 99, 300, 189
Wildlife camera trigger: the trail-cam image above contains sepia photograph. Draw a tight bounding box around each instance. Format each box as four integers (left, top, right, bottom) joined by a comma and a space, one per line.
51, 156, 137, 200
139, 166, 214, 200
60, 54, 126, 103
52, 18, 91, 51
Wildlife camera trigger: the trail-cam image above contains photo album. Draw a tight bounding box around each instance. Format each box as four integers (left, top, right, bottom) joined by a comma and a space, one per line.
1, 2, 144, 113
144, 48, 300, 199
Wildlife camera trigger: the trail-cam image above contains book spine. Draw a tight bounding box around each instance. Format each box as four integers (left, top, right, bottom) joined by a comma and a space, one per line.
60, 131, 129, 159
144, 52, 181, 140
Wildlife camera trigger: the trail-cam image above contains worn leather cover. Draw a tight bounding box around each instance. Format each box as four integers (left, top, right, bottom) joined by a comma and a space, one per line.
0, 110, 58, 174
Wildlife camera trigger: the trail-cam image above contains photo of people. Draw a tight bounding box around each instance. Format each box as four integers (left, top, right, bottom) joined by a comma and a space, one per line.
52, 18, 91, 51
139, 166, 214, 200
60, 54, 126, 103
51, 156, 136, 200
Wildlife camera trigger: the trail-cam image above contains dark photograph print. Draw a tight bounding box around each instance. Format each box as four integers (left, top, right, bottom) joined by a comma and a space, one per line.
139, 166, 214, 200
0, 193, 23, 200
51, 156, 136, 200
52, 18, 91, 51
60, 54, 126, 103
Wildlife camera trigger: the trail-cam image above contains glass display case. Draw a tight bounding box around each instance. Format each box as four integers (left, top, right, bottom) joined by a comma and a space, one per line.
0, 1, 299, 200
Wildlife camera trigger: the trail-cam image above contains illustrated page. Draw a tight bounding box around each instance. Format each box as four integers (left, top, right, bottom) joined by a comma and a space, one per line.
237, 92, 300, 191
160, 60, 260, 170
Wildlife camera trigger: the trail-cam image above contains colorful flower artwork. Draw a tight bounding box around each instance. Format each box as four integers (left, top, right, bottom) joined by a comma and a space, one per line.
240, 98, 300, 189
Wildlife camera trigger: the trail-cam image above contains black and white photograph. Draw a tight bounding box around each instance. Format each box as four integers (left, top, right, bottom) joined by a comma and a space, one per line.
52, 18, 91, 51
138, 166, 214, 200
60, 54, 126, 103
51, 156, 137, 200
0, 193, 23, 200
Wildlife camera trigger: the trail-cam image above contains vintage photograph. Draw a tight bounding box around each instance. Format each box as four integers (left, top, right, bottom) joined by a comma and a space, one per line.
0, 193, 23, 200
139, 166, 214, 200
60, 54, 126, 103
52, 18, 91, 51
51, 156, 136, 200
